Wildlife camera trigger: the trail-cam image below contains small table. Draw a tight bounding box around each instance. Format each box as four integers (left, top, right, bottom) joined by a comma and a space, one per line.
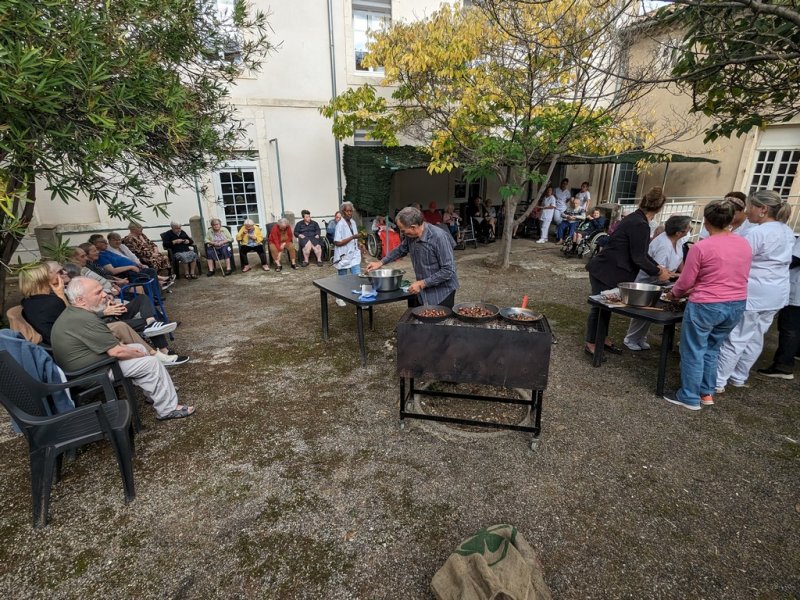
588, 297, 684, 396
313, 274, 413, 367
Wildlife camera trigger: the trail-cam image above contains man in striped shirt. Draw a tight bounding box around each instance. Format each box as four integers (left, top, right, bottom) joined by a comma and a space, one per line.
367, 206, 459, 307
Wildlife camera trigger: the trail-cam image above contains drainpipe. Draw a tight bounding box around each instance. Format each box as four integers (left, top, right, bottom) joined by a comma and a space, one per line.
326, 0, 344, 204
269, 138, 286, 217
193, 174, 206, 231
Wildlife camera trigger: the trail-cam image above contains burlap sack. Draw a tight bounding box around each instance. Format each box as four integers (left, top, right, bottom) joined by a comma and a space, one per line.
431, 524, 552, 600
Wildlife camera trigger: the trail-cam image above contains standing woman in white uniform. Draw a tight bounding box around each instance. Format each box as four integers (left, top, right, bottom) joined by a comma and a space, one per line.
715, 190, 795, 391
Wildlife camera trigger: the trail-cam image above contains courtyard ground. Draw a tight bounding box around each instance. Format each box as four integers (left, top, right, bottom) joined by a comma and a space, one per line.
0, 240, 797, 599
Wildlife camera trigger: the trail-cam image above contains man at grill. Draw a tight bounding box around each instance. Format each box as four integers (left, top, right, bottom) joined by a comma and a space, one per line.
366, 206, 459, 308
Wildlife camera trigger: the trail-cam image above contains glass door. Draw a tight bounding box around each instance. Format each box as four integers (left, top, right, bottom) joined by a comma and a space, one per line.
212, 162, 268, 234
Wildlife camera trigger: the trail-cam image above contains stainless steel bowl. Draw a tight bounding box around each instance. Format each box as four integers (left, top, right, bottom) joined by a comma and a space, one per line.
618, 282, 662, 307
360, 269, 405, 292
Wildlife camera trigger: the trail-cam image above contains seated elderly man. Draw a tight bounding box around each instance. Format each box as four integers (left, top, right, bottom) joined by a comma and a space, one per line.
235, 218, 270, 273
90, 234, 157, 283
162, 222, 199, 279
268, 218, 299, 272
51, 277, 195, 420
78, 243, 127, 289
294, 210, 324, 267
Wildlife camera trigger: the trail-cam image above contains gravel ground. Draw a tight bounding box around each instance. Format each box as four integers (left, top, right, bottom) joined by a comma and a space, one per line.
0, 239, 798, 599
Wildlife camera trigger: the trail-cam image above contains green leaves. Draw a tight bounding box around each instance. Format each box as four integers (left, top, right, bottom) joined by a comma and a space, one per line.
0, 0, 273, 270
658, 2, 800, 142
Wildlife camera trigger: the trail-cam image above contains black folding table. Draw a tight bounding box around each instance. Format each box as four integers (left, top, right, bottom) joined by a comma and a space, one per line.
588, 297, 684, 396
313, 274, 413, 366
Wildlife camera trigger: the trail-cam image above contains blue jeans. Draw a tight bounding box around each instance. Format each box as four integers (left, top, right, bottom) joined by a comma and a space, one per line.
677, 300, 746, 404
337, 264, 361, 276
556, 220, 578, 241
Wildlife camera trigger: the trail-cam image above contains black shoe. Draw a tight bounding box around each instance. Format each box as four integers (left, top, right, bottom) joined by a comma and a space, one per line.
275, 266, 282, 272
206, 271, 214, 277
291, 263, 298, 270
225, 269, 233, 276
755, 366, 794, 380
301, 261, 309, 267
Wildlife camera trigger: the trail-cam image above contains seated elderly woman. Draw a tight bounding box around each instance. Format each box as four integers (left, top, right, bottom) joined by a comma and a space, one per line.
123, 222, 171, 272
18, 263, 184, 364
235, 218, 269, 272
268, 218, 299, 272
162, 221, 199, 279
294, 210, 324, 267
204, 218, 234, 276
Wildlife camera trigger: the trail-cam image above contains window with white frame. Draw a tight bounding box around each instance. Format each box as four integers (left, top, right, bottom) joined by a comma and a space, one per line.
215, 0, 242, 63
353, 0, 391, 73
749, 149, 800, 197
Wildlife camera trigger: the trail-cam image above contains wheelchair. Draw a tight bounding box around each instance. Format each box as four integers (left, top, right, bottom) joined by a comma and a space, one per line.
575, 229, 609, 259
454, 217, 478, 250
367, 231, 382, 258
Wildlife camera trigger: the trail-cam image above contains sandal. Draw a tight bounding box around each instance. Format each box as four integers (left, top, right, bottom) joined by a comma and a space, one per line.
275, 266, 282, 272
262, 265, 270, 272
604, 343, 623, 354
156, 405, 196, 421
584, 346, 607, 362
242, 265, 251, 273
184, 274, 191, 280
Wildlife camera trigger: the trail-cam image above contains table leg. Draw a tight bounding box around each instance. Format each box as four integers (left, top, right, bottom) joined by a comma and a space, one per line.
320, 291, 329, 340
368, 306, 374, 331
356, 306, 367, 367
656, 323, 676, 396
593, 308, 610, 367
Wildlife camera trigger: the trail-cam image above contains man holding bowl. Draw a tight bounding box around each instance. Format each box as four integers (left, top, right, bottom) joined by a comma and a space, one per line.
367, 206, 459, 308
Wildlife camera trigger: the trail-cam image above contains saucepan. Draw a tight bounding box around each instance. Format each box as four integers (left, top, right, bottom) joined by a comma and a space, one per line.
618, 282, 662, 307
499, 307, 543, 326
359, 269, 405, 292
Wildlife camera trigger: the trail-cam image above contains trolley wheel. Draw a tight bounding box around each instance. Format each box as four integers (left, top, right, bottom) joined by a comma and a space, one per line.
367, 232, 382, 258
530, 438, 541, 452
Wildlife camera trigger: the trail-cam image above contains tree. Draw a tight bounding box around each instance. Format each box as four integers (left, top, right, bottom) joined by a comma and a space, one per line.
0, 0, 272, 313
652, 0, 800, 141
321, 2, 687, 267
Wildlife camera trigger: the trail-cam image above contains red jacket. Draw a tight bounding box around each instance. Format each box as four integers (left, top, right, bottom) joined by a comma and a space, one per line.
268, 224, 294, 248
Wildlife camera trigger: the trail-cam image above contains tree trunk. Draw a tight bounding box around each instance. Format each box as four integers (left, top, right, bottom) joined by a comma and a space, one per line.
498, 196, 519, 269
0, 177, 37, 318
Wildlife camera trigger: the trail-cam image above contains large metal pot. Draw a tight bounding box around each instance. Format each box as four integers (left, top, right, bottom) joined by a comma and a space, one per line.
359, 269, 405, 292
618, 282, 662, 307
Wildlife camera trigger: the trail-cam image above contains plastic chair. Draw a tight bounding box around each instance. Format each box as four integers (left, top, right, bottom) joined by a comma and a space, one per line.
63, 356, 142, 433
160, 231, 202, 276
0, 351, 135, 528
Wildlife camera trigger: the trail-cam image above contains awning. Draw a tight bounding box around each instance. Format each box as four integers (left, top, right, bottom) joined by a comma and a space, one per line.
560, 150, 719, 165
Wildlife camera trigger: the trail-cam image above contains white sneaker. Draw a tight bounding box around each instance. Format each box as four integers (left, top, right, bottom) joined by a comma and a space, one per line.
729, 380, 750, 388
639, 341, 651, 350
143, 321, 178, 336
536, 239, 547, 244
624, 341, 643, 351
155, 351, 176, 364
335, 298, 347, 308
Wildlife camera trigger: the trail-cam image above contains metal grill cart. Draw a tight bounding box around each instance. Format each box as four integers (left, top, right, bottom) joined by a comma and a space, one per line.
396, 309, 553, 450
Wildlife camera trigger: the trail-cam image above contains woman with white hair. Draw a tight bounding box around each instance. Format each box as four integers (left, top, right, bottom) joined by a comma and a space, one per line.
268, 218, 298, 272
716, 190, 795, 392
123, 222, 171, 272
204, 218, 234, 276
162, 221, 199, 279
235, 218, 269, 272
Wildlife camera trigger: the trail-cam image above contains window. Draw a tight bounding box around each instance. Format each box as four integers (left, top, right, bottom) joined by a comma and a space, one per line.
215, 0, 242, 64
354, 128, 382, 147
749, 149, 800, 197
215, 168, 263, 230
353, 0, 391, 72
612, 163, 639, 203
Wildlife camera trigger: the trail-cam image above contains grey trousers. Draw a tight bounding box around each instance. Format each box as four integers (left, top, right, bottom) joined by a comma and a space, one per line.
115, 344, 179, 418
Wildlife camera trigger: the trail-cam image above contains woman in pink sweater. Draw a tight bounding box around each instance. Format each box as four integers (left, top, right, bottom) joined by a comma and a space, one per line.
663, 200, 753, 410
